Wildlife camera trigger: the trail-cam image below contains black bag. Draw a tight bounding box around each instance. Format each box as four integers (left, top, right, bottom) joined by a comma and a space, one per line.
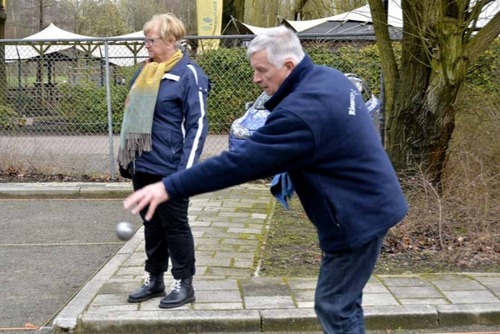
119, 164, 132, 179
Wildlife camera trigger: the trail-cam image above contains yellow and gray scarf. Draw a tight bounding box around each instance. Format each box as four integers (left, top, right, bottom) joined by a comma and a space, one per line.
117, 50, 183, 167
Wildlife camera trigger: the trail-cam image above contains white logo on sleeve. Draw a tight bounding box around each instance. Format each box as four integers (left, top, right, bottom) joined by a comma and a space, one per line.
348, 89, 357, 115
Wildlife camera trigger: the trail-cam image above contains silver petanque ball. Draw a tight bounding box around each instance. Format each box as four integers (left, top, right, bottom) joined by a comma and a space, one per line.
115, 221, 135, 241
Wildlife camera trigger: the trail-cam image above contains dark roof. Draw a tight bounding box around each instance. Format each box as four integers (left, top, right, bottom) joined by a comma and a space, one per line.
298, 20, 402, 40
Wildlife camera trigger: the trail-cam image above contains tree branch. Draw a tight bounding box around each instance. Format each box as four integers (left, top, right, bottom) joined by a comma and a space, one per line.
367, 0, 399, 124
467, 10, 500, 64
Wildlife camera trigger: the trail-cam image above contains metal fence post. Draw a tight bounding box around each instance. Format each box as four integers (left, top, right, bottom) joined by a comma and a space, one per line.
104, 41, 116, 179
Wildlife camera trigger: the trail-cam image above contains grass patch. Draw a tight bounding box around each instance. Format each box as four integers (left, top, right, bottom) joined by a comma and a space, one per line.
259, 197, 321, 277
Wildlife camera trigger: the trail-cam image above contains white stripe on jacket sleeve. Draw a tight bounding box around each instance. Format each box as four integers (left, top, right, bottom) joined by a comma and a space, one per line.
185, 64, 206, 169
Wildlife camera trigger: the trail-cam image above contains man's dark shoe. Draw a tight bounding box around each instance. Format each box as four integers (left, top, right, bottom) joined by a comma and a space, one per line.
159, 276, 195, 309
128, 272, 166, 303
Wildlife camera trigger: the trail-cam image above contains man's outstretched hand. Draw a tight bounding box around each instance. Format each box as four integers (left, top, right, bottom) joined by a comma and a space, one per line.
123, 181, 169, 221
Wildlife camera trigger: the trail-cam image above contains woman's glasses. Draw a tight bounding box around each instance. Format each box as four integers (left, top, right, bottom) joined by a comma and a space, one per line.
144, 37, 162, 46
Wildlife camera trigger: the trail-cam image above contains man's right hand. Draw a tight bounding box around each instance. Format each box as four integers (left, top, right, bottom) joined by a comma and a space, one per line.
123, 181, 169, 221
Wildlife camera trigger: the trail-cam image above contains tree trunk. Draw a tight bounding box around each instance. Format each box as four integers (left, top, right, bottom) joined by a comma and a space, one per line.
367, 0, 398, 135
386, 1, 469, 184
0, 0, 7, 105
367, 0, 500, 186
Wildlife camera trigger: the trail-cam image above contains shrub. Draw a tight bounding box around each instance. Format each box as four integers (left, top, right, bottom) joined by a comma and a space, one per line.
0, 104, 18, 130
303, 43, 383, 92
58, 82, 129, 134
196, 47, 261, 133
195, 43, 385, 134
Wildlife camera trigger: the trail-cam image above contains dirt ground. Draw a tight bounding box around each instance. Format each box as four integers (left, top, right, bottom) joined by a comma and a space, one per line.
258, 197, 500, 277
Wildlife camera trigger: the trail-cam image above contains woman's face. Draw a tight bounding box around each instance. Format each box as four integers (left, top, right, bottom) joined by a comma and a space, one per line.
144, 25, 176, 63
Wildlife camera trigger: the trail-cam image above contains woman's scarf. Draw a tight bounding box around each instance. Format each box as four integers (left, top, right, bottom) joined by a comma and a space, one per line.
117, 49, 183, 168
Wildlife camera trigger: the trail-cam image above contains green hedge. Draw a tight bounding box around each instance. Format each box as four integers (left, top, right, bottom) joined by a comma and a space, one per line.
465, 38, 499, 92
2, 45, 385, 134
306, 43, 382, 89
195, 43, 384, 133
4, 40, 497, 135
0, 104, 17, 130
58, 82, 129, 134
196, 47, 261, 133
7, 44, 385, 134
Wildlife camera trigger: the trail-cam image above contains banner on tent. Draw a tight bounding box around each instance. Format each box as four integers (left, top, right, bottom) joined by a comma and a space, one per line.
196, 0, 223, 51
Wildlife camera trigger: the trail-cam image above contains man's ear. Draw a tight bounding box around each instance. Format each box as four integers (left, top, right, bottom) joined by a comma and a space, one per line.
284, 58, 296, 72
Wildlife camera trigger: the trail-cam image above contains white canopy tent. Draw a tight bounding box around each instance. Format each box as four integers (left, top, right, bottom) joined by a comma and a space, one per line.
233, 19, 278, 34
283, 1, 402, 32
92, 30, 149, 67
237, 0, 498, 35
234, 2, 403, 35
5, 23, 98, 61
473, 0, 500, 28
287, 0, 498, 31
5, 23, 148, 67
4, 23, 105, 88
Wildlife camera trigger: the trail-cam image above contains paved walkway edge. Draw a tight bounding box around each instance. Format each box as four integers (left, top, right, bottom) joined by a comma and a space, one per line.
0, 182, 133, 199
52, 226, 144, 333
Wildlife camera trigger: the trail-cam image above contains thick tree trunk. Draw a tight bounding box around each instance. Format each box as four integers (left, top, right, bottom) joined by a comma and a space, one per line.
385, 1, 468, 184
370, 0, 500, 185
388, 72, 462, 185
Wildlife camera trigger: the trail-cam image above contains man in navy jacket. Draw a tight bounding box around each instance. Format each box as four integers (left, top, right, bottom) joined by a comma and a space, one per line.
124, 26, 407, 333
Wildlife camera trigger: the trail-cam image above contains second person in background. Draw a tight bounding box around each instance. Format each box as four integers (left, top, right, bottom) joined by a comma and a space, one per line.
117, 13, 210, 309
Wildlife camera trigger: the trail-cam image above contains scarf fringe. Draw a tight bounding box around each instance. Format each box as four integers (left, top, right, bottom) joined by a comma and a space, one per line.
117, 133, 152, 167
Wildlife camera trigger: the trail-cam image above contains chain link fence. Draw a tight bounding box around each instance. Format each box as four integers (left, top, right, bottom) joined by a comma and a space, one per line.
0, 34, 382, 179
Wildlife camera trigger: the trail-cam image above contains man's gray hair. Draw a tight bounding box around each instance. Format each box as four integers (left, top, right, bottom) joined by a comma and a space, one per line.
247, 26, 305, 68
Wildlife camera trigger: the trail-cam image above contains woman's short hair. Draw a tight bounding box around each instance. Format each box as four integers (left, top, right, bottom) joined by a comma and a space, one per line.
247, 26, 305, 68
143, 13, 186, 42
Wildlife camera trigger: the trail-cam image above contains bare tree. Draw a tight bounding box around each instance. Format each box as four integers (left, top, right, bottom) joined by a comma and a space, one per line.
1, 0, 63, 38
0, 0, 5, 40
118, 0, 164, 32
301, 0, 366, 19
116, 0, 196, 35
368, 0, 500, 185
64, 0, 127, 36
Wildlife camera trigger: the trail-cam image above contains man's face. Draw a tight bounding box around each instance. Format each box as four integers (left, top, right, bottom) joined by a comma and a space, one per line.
250, 50, 293, 96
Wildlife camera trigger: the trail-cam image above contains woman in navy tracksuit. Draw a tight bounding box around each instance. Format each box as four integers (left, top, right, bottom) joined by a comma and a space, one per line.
124, 26, 407, 333
120, 14, 209, 310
